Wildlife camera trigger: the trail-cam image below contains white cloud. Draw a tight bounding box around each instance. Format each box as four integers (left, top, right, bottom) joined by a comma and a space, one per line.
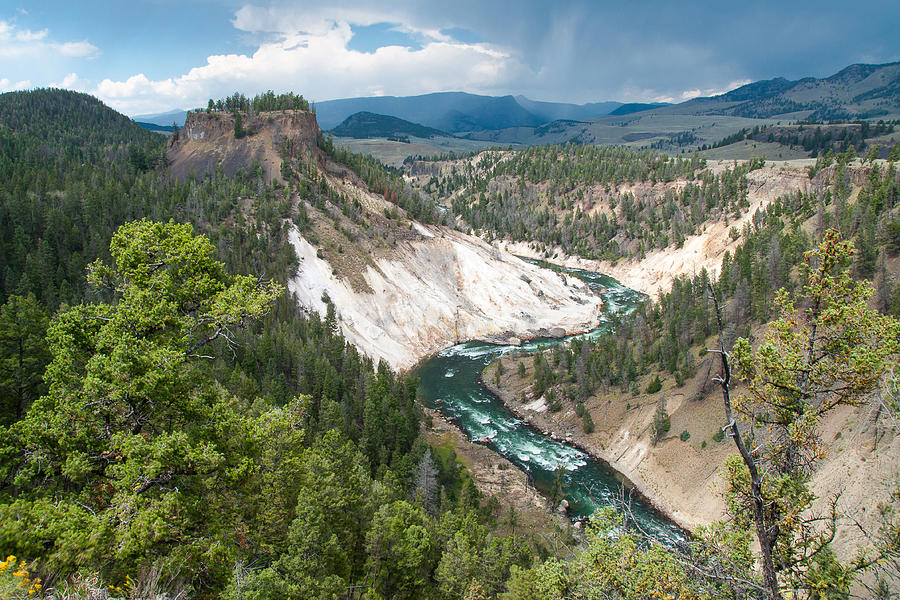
0, 77, 32, 92
646, 78, 754, 104
0, 19, 99, 60
678, 79, 752, 100
57, 72, 87, 90
92, 11, 530, 115
14, 27, 46, 42
62, 3, 768, 115
56, 40, 100, 58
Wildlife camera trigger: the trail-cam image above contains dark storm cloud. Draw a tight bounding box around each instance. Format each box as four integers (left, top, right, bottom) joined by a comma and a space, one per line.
294, 0, 899, 102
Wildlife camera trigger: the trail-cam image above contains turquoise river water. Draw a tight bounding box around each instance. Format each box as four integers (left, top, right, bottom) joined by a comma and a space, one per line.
416, 263, 687, 547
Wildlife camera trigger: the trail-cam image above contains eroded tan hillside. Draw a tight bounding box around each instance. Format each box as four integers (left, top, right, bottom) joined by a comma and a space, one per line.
499, 161, 816, 297
287, 224, 602, 370
167, 109, 320, 181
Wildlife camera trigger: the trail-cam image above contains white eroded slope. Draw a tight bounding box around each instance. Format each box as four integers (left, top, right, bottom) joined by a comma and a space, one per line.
288, 225, 602, 370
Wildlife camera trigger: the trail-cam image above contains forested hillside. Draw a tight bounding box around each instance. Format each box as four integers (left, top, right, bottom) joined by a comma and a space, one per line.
407, 145, 771, 259
2, 88, 900, 600
0, 90, 541, 599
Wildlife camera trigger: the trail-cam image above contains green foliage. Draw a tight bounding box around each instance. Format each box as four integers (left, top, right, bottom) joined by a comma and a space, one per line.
205, 90, 311, 114
434, 515, 532, 600
547, 465, 566, 509
0, 295, 49, 425
727, 230, 900, 595
581, 410, 595, 434
323, 143, 440, 224
646, 374, 662, 394
225, 431, 374, 600
0, 220, 290, 586
531, 352, 555, 397
680, 429, 691, 442
233, 111, 245, 138
366, 500, 436, 600
651, 396, 670, 444
502, 509, 701, 600
889, 144, 900, 163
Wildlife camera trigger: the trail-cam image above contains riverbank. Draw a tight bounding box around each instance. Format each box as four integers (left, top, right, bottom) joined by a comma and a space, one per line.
422, 406, 582, 543
424, 406, 546, 512
482, 355, 732, 533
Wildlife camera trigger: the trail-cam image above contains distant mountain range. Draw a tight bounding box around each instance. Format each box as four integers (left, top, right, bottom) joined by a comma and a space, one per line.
134, 61, 900, 146
132, 108, 188, 128
608, 102, 671, 116
134, 121, 174, 133
312, 92, 626, 133
661, 60, 900, 120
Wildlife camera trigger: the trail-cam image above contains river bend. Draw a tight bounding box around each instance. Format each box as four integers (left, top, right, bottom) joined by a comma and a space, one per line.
417, 265, 686, 546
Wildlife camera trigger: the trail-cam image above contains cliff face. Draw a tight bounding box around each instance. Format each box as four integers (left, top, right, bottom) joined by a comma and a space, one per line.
287, 224, 602, 370
167, 110, 320, 181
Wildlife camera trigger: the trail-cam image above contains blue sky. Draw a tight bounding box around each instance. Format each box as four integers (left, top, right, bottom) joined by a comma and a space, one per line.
1, 0, 898, 116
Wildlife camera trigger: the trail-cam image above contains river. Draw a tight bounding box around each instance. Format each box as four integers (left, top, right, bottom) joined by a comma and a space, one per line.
416, 264, 687, 547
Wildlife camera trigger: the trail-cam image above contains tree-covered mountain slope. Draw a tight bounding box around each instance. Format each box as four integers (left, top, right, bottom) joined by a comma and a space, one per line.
330, 111, 449, 139
0, 89, 550, 598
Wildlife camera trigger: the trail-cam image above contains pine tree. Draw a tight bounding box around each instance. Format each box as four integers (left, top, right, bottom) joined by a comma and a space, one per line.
712, 230, 900, 599
651, 396, 670, 444
415, 449, 440, 514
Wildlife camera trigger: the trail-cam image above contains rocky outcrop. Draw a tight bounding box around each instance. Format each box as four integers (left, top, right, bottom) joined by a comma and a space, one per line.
167, 109, 320, 181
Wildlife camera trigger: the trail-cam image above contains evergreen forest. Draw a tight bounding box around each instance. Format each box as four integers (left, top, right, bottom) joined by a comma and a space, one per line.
1, 88, 899, 600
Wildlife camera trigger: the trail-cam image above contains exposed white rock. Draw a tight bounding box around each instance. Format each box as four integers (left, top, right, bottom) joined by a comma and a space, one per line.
523, 397, 549, 413
288, 225, 602, 370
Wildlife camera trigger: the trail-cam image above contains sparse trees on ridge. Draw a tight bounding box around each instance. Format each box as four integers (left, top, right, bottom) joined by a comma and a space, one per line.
203, 90, 311, 114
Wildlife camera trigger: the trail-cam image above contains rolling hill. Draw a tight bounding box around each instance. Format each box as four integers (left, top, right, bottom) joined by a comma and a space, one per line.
132, 108, 189, 127
133, 61, 900, 162
637, 61, 900, 122
313, 91, 623, 132
329, 111, 449, 139
313, 92, 545, 132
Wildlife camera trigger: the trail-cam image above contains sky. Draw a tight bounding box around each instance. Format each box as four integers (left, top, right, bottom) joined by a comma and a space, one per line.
1, 0, 898, 116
